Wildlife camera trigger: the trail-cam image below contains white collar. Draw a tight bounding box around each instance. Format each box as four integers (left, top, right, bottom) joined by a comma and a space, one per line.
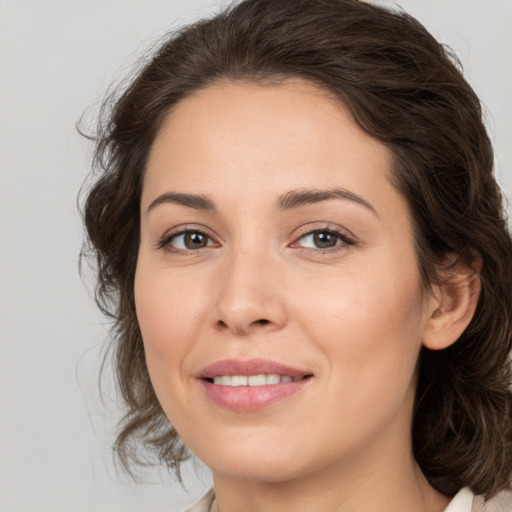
188, 486, 501, 512
444, 487, 474, 512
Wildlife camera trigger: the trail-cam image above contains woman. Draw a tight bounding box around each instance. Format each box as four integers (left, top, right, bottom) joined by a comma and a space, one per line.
82, 0, 512, 510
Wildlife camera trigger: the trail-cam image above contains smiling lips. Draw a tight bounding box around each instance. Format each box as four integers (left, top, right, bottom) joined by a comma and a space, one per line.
213, 374, 299, 386
197, 358, 312, 411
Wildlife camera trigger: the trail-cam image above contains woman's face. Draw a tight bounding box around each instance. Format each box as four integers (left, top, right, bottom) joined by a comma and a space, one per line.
136, 80, 434, 483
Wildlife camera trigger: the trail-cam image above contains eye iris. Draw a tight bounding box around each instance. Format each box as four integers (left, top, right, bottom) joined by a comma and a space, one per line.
313, 231, 338, 248
184, 232, 208, 249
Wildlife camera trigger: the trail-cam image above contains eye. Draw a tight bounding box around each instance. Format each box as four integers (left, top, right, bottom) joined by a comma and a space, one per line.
161, 230, 217, 252
294, 229, 354, 250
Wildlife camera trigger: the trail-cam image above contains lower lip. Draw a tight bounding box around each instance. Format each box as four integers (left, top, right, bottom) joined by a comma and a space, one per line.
199, 378, 311, 412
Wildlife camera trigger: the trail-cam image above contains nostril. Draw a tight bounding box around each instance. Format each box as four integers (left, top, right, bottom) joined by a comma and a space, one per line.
214, 318, 272, 332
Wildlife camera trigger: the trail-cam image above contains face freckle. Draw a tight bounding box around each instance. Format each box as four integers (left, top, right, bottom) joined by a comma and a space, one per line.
135, 79, 431, 484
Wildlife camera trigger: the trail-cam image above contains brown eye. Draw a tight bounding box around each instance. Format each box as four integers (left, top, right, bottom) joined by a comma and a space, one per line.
168, 231, 214, 250
312, 231, 339, 248
184, 232, 209, 249
297, 230, 345, 249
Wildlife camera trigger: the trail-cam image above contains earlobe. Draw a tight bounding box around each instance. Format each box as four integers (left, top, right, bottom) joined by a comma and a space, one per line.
422, 257, 482, 351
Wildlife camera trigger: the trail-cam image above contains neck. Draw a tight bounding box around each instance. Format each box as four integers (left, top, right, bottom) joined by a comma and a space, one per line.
213, 455, 450, 512
211, 394, 451, 512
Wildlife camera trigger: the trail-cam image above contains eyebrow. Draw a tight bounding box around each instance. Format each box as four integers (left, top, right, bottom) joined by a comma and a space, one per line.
147, 192, 216, 213
276, 188, 378, 216
146, 187, 377, 217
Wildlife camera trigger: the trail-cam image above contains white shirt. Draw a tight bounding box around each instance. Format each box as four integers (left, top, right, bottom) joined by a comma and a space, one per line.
186, 486, 512, 511
444, 488, 475, 512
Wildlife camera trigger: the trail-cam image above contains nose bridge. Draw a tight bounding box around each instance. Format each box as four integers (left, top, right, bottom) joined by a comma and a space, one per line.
214, 241, 286, 334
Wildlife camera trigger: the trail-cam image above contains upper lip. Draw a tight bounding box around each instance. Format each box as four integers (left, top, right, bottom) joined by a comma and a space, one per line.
197, 358, 311, 380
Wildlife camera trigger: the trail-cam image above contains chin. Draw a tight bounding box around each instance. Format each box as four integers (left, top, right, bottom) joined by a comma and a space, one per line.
191, 433, 317, 484
208, 457, 306, 484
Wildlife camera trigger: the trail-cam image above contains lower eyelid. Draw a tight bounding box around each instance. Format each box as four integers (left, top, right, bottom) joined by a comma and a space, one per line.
293, 229, 354, 248
158, 228, 220, 252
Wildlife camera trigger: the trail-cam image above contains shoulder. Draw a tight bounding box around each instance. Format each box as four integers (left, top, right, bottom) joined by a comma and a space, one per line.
185, 489, 216, 512
184, 488, 512, 512
445, 487, 512, 512
472, 489, 512, 512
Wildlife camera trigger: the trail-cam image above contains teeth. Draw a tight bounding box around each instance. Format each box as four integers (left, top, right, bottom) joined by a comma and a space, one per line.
248, 374, 266, 386
231, 375, 247, 386
265, 374, 281, 385
212, 374, 299, 386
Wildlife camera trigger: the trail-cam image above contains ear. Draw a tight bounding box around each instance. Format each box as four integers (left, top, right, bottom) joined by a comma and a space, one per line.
422, 255, 482, 351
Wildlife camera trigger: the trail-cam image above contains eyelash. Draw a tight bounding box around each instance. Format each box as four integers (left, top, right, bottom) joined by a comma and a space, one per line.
291, 227, 356, 253
157, 226, 356, 255
157, 227, 217, 254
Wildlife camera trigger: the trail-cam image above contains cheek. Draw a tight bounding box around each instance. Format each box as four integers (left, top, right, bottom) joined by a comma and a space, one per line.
134, 259, 207, 384
302, 273, 423, 441
293, 257, 425, 391
297, 257, 423, 329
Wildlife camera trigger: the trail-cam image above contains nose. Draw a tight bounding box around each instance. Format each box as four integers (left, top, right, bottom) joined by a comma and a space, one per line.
213, 250, 288, 336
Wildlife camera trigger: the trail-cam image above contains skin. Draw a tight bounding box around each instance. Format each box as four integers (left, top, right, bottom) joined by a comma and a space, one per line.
135, 81, 478, 511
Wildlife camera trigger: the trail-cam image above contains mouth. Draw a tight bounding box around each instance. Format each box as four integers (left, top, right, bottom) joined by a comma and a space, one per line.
207, 374, 307, 386
197, 359, 313, 411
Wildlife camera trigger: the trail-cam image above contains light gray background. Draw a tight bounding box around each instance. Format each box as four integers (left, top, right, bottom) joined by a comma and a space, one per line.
1, 1, 511, 511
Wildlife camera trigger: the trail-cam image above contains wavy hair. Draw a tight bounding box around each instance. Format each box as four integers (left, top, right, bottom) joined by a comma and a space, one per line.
81, 0, 512, 497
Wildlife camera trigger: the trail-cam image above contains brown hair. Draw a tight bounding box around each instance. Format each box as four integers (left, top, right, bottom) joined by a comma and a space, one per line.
81, 0, 512, 497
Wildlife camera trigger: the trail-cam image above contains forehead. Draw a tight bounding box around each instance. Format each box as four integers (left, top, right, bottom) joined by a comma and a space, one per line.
142, 80, 404, 221
147, 79, 384, 169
